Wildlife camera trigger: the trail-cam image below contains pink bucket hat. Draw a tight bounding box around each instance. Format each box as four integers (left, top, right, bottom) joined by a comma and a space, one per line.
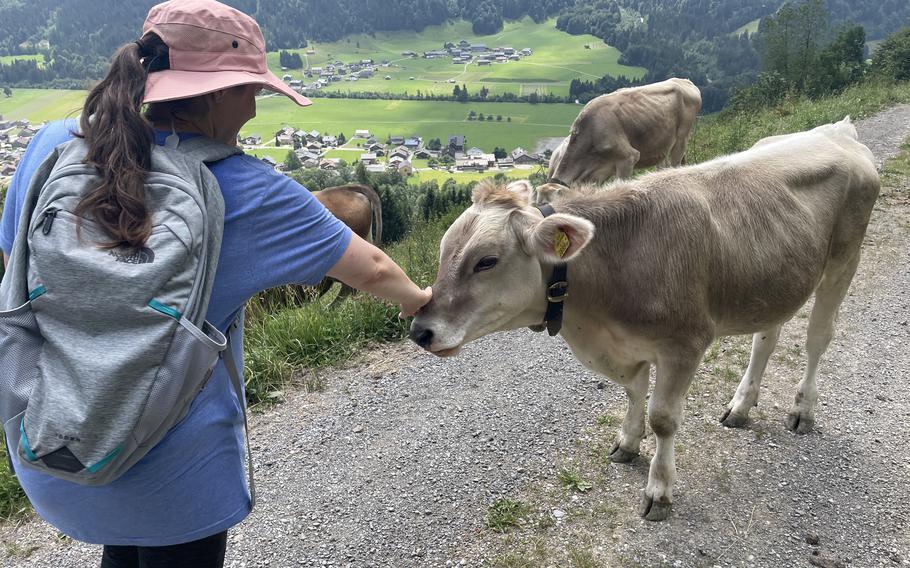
140, 0, 311, 106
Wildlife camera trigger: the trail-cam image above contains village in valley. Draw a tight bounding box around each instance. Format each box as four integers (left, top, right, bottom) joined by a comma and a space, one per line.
248, 39, 546, 177
241, 126, 544, 177
0, 116, 36, 183
281, 39, 534, 95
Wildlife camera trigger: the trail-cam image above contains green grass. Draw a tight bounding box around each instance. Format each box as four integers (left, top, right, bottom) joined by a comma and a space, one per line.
882, 139, 910, 188
687, 79, 910, 164
245, 147, 295, 162
0, 54, 46, 69
486, 498, 529, 533
269, 17, 645, 98
732, 18, 761, 36
408, 167, 535, 186
557, 468, 592, 493
0, 445, 28, 520
245, 96, 580, 153
0, 88, 85, 123
0, 88, 579, 153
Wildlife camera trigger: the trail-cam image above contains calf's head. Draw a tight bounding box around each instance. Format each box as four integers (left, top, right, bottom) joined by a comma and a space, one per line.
549, 106, 618, 185
410, 180, 594, 356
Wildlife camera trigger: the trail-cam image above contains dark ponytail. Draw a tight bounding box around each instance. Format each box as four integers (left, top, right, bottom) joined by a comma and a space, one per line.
77, 34, 168, 248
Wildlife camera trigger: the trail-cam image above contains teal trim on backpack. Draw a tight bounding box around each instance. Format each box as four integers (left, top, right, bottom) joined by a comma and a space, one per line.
148, 299, 182, 321
28, 285, 47, 301
86, 446, 122, 474
19, 419, 38, 462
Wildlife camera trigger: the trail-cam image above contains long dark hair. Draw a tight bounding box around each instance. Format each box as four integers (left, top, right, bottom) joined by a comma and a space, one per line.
76, 33, 169, 248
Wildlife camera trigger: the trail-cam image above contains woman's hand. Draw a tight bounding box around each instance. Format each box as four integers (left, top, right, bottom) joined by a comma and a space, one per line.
399, 286, 432, 318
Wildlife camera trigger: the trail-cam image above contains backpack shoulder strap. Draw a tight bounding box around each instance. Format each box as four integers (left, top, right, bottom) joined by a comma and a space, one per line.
176, 136, 244, 164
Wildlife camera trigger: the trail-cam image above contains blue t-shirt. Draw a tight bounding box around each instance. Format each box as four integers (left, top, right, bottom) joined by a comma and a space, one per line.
0, 120, 352, 546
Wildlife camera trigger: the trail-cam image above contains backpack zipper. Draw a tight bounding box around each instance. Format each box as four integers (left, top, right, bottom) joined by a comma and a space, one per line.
41, 209, 58, 235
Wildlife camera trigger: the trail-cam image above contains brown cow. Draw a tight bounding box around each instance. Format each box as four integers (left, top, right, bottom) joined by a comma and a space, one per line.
549, 78, 702, 184
410, 118, 878, 521
309, 184, 383, 305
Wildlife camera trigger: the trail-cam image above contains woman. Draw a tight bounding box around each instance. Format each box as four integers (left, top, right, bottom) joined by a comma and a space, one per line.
0, 1, 431, 566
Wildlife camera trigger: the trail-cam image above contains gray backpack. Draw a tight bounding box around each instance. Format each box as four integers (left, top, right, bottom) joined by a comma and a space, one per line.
0, 135, 255, 498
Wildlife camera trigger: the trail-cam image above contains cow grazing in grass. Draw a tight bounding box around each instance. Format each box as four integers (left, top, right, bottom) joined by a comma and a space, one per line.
410, 118, 878, 520
549, 78, 702, 185
309, 184, 383, 304
259, 184, 383, 309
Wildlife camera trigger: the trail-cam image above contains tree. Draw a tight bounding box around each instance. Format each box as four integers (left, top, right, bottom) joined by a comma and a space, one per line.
427, 137, 442, 151
2, 86, 10, 97
507, 116, 512, 122
284, 150, 302, 171
496, 114, 502, 121
355, 162, 369, 185
872, 27, 910, 82
492, 146, 507, 159
478, 112, 485, 121
457, 83, 469, 102
337, 132, 347, 145
486, 114, 494, 121
453, 84, 461, 99
809, 25, 865, 96
760, 0, 829, 92
467, 110, 477, 120
479, 85, 489, 99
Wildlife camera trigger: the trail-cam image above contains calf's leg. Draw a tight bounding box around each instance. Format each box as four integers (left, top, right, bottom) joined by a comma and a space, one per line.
608, 363, 650, 463
787, 252, 861, 434
720, 326, 782, 428
640, 355, 700, 521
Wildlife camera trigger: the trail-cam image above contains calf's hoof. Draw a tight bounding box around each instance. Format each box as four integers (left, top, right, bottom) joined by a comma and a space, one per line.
527, 324, 546, 332
608, 441, 638, 463
786, 412, 815, 434
720, 407, 749, 429
639, 491, 672, 522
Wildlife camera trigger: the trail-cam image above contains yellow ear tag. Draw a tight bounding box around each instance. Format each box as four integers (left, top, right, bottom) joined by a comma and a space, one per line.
554, 230, 570, 258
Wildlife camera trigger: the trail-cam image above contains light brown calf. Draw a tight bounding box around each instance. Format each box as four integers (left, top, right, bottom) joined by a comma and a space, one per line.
549, 78, 702, 184
410, 118, 879, 521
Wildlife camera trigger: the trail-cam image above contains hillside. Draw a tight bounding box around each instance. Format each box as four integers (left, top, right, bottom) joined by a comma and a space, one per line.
268, 17, 645, 98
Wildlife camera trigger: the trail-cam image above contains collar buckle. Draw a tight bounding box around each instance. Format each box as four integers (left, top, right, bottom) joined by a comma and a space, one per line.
546, 281, 568, 303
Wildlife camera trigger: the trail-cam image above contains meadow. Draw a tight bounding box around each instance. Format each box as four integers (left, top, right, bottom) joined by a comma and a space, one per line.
267, 17, 645, 98
0, 54, 46, 68
1, 89, 578, 155
0, 88, 85, 123
245, 96, 580, 152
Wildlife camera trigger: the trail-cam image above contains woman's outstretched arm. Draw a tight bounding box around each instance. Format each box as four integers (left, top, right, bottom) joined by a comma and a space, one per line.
327, 233, 431, 317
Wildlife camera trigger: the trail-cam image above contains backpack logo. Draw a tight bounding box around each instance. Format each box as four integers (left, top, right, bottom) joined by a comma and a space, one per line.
109, 247, 155, 264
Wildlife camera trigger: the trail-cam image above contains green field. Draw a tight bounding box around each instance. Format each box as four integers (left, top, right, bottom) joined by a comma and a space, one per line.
0, 88, 85, 122
245, 96, 578, 152
1, 89, 578, 154
268, 17, 645, 98
732, 18, 761, 36
0, 54, 46, 68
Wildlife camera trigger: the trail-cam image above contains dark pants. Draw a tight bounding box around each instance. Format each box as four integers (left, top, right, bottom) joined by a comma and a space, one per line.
99, 530, 227, 568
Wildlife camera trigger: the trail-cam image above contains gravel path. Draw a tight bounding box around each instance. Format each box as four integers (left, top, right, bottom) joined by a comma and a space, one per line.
3, 106, 910, 568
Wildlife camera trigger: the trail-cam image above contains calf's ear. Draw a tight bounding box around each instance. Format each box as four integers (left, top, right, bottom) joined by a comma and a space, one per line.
527, 213, 594, 263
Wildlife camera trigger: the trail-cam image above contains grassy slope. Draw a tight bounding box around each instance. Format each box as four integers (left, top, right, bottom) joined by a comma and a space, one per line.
267, 17, 645, 98
0, 54, 46, 69
244, 96, 579, 152
0, 89, 85, 123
